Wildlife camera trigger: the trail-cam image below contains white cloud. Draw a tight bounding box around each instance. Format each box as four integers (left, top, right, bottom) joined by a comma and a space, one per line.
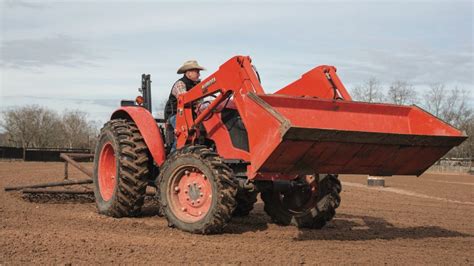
1, 1, 472, 122
1, 34, 101, 69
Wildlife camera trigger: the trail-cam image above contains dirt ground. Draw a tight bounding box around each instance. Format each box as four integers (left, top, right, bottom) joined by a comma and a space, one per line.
1, 161, 473, 264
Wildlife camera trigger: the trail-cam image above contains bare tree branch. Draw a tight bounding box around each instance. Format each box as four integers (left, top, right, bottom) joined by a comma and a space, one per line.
423, 83, 446, 117
0, 105, 99, 151
387, 81, 418, 105
351, 78, 385, 103
442, 87, 472, 128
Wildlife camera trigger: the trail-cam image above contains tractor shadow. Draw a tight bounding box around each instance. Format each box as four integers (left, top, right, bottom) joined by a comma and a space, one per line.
294, 213, 471, 241
223, 203, 470, 240
225, 212, 269, 234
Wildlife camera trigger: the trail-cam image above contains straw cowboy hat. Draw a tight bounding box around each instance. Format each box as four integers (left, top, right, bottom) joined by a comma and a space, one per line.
177, 60, 206, 74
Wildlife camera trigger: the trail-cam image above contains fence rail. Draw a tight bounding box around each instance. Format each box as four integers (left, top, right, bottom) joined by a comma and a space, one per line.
0, 146, 92, 162
428, 157, 473, 174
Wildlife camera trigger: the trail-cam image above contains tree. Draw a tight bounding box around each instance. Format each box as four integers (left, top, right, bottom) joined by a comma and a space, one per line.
351, 78, 385, 103
5, 106, 64, 149
1, 105, 42, 158
442, 87, 473, 158
458, 116, 474, 158
422, 84, 473, 128
0, 105, 100, 154
61, 110, 94, 149
31, 108, 63, 148
423, 83, 446, 117
422, 84, 473, 158
387, 81, 418, 105
0, 132, 8, 146
441, 87, 472, 128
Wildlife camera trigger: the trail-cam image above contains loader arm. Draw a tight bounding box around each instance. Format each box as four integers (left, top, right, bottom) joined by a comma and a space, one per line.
175, 56, 264, 148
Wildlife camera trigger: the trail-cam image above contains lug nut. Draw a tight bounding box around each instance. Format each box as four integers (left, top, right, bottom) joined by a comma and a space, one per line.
200, 193, 203, 197
174, 186, 180, 193
181, 207, 187, 212
191, 201, 195, 205
185, 170, 190, 176
197, 199, 200, 204
198, 211, 202, 215
184, 190, 188, 194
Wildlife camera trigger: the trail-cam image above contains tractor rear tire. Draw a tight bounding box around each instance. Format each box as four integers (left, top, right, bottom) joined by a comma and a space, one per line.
93, 119, 150, 217
261, 174, 341, 229
233, 190, 258, 217
158, 145, 237, 234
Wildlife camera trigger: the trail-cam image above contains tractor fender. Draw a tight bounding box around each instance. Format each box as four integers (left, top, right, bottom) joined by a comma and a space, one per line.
111, 107, 166, 166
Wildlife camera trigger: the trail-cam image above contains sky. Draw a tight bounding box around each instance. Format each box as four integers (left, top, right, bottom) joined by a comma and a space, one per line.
1, 0, 473, 125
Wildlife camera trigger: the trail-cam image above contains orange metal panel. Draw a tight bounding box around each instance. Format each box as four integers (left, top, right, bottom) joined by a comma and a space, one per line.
275, 65, 352, 100
240, 94, 466, 178
201, 112, 250, 161
111, 107, 166, 166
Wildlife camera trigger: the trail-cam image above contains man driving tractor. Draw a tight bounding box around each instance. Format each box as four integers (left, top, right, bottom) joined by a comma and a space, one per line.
164, 60, 206, 151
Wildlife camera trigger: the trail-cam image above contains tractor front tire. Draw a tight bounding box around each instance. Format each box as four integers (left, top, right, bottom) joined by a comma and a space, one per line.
93, 119, 150, 217
261, 174, 341, 229
158, 145, 237, 234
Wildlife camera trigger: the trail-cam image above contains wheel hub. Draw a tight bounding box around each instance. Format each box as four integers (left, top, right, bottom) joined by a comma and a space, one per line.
188, 183, 202, 200
169, 168, 212, 222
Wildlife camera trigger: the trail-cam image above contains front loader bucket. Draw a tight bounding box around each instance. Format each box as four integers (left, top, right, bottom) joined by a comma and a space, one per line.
241, 93, 467, 177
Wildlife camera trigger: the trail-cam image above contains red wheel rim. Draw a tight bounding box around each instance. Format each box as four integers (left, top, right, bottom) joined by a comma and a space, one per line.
98, 142, 117, 201
168, 166, 213, 223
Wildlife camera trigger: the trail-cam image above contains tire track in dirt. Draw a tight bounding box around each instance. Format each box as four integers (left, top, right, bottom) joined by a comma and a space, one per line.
422, 179, 474, 186
342, 181, 474, 206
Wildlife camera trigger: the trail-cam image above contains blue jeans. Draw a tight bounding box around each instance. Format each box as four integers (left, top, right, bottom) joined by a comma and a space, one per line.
169, 115, 177, 152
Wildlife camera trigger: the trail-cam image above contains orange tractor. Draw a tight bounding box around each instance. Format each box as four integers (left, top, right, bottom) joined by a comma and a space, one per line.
92, 56, 466, 234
